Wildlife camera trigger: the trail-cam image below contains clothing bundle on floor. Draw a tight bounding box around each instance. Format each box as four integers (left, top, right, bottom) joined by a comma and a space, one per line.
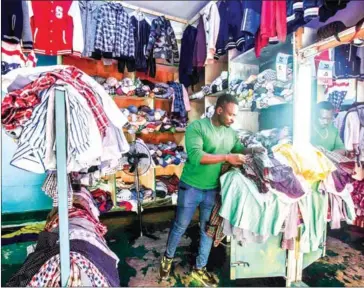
207, 127, 357, 252
6, 187, 120, 287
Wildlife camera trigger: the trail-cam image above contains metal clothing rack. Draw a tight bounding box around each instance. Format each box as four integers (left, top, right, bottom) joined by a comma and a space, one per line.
55, 87, 70, 287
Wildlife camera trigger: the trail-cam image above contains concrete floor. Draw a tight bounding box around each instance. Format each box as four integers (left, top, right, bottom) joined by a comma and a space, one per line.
2, 207, 364, 287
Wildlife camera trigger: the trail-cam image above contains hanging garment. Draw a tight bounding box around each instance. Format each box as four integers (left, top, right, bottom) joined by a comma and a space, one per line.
318, 0, 350, 23
94, 2, 135, 60
130, 16, 151, 72
1, 0, 33, 50
240, 0, 262, 37
193, 16, 207, 68
215, 0, 246, 57
333, 44, 361, 79
343, 104, 364, 162
202, 1, 220, 65
179, 25, 197, 89
28, 1, 84, 56
79, 0, 103, 58
286, 0, 305, 34
145, 16, 179, 63
1, 41, 37, 75
255, 0, 287, 57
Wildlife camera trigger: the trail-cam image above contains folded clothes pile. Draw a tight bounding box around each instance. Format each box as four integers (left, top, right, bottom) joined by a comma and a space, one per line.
146, 142, 187, 167
93, 76, 153, 97
116, 180, 155, 212
91, 188, 114, 213
156, 174, 180, 198
229, 69, 293, 110
121, 105, 187, 134
190, 71, 229, 100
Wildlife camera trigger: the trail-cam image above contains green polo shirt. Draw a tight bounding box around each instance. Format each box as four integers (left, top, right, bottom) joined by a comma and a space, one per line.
311, 124, 345, 151
181, 118, 244, 190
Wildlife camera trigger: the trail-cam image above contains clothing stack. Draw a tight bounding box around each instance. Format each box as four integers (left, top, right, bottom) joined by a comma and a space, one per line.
116, 180, 155, 212
156, 174, 180, 198
351, 180, 364, 227
189, 71, 229, 100
146, 142, 187, 167
6, 187, 120, 287
1, 65, 130, 203
207, 127, 357, 253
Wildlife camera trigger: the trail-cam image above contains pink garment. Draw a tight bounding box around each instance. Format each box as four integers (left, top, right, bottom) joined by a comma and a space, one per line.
255, 0, 287, 57
182, 85, 191, 112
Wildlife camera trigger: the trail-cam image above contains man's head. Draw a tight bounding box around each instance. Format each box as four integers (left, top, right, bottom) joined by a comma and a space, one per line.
214, 94, 239, 127
316, 101, 334, 129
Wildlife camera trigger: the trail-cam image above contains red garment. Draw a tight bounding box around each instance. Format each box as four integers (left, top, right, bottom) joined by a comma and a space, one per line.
45, 207, 107, 237
1, 67, 109, 136
255, 0, 287, 57
1, 76, 54, 130
351, 180, 364, 227
29, 1, 83, 56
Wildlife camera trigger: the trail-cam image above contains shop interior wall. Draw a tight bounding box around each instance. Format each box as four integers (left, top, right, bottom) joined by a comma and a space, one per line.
1, 56, 57, 215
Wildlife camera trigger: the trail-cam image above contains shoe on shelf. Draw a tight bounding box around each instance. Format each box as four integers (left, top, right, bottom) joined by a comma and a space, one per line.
159, 255, 173, 280
191, 266, 219, 287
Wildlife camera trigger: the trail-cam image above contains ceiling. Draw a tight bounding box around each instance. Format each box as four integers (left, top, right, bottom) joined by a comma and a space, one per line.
123, 1, 209, 20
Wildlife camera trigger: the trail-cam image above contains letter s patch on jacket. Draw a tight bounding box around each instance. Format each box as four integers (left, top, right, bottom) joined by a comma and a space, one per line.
55, 6, 63, 19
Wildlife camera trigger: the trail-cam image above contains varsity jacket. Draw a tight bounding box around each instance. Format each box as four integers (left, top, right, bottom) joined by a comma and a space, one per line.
145, 16, 179, 64
28, 0, 84, 56
1, 0, 33, 50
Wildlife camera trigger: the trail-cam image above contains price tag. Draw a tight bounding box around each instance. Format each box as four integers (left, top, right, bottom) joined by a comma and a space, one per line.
276, 53, 291, 82
317, 60, 334, 85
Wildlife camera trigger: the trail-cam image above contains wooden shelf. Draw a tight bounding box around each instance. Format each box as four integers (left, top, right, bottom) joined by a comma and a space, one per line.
299, 26, 364, 60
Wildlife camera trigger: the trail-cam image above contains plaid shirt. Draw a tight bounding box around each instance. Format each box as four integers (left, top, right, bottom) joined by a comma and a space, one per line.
169, 82, 186, 117
1, 77, 52, 130
48, 67, 109, 137
94, 2, 135, 59
2, 67, 109, 136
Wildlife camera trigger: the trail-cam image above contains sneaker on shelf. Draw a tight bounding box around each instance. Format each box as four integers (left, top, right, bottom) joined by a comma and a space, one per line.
159, 256, 173, 280
191, 267, 219, 287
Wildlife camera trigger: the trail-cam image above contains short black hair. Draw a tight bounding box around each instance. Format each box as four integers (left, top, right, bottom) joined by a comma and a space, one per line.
216, 94, 239, 109
317, 101, 334, 111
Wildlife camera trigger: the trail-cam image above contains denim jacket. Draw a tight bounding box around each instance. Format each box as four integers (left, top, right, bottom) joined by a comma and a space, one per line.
79, 1, 103, 57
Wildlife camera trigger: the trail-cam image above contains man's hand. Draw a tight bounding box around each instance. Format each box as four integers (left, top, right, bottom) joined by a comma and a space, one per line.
226, 154, 251, 166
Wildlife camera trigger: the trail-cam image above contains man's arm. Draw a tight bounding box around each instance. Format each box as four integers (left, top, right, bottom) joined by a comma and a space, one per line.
186, 123, 247, 166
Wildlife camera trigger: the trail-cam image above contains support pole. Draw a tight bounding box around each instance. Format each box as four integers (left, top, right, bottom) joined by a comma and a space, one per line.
55, 87, 70, 286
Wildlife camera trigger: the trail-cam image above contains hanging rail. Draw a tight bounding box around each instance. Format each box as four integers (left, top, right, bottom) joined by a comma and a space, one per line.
120, 1, 188, 24
55, 87, 71, 287
298, 25, 364, 60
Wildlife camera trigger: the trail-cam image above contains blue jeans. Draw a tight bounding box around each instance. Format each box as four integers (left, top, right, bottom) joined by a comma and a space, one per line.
165, 181, 217, 269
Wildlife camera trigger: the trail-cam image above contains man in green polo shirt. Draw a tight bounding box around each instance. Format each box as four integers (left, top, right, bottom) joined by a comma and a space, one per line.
311, 101, 345, 151
159, 94, 260, 287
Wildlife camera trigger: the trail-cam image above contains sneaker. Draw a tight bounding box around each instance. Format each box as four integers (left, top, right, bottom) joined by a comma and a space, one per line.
191, 267, 218, 287
159, 256, 173, 280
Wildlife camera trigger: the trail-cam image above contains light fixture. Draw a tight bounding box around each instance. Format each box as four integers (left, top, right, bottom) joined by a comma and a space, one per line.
293, 60, 312, 147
